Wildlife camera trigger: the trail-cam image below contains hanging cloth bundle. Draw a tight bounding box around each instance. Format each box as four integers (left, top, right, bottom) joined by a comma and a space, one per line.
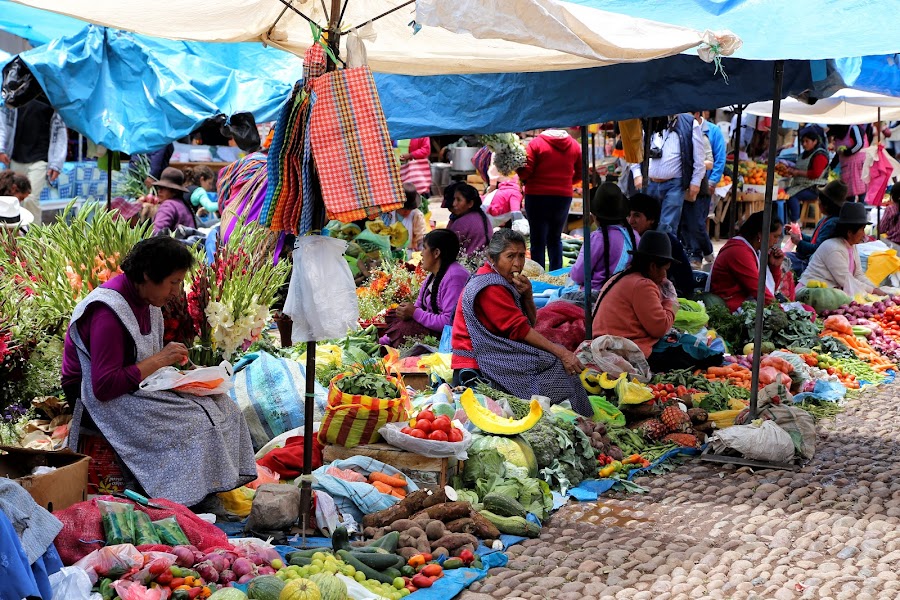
261, 39, 403, 232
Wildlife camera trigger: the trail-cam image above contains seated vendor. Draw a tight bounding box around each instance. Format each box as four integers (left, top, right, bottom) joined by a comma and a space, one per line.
626, 193, 694, 297
380, 230, 470, 348
570, 183, 638, 298
787, 180, 846, 275
592, 231, 678, 358
708, 210, 792, 312
799, 202, 886, 296
447, 183, 493, 255
61, 236, 256, 507
151, 167, 198, 235
450, 229, 590, 415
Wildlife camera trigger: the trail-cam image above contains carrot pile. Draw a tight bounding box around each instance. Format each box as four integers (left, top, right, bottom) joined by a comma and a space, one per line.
700, 363, 752, 389
368, 471, 408, 498
820, 329, 896, 372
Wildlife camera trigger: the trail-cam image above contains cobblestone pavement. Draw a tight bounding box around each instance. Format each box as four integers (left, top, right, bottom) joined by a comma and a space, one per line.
460, 387, 900, 600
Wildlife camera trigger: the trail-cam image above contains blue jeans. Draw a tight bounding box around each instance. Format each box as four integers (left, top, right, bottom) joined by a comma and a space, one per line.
787, 187, 817, 223
648, 178, 684, 235
524, 194, 572, 271
680, 194, 713, 261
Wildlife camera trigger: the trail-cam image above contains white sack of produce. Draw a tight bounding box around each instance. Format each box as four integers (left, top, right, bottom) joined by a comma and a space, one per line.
711, 420, 795, 463
379, 421, 473, 460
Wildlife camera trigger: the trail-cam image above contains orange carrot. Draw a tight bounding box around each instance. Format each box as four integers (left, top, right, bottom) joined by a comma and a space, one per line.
369, 472, 408, 488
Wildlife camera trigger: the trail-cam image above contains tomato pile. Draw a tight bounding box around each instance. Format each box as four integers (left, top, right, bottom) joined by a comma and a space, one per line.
400, 408, 464, 442
647, 383, 698, 402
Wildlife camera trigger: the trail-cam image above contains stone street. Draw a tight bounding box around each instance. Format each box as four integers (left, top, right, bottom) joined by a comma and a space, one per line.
460, 387, 900, 600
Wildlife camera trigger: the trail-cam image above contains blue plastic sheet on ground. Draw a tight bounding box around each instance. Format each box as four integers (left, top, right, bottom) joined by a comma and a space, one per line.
567, 447, 702, 501
408, 551, 507, 600
473, 513, 541, 556
283, 536, 332, 550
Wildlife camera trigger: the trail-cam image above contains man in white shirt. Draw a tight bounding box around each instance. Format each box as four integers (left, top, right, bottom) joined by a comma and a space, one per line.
632, 114, 706, 235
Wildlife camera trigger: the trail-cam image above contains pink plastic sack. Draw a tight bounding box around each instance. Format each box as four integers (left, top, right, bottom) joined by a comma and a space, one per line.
139, 362, 233, 396
112, 580, 167, 600
74, 544, 144, 584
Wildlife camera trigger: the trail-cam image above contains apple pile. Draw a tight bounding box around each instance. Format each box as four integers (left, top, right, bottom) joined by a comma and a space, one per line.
401, 408, 464, 442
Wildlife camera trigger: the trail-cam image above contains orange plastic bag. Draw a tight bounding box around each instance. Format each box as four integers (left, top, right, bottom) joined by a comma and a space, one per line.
317, 374, 410, 448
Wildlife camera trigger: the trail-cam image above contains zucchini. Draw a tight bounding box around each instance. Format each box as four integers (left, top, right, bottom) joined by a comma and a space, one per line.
479, 510, 541, 538
348, 546, 390, 554
288, 556, 312, 567
483, 493, 528, 519
383, 567, 402, 580
287, 547, 332, 560
331, 526, 351, 552
337, 550, 395, 584
348, 551, 404, 571
367, 530, 400, 553
442, 558, 465, 570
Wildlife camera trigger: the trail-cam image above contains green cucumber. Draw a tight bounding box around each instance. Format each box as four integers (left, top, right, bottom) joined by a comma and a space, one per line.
483, 493, 528, 519
337, 550, 395, 584
348, 551, 405, 571
287, 547, 332, 559
367, 530, 400, 553
331, 526, 351, 552
288, 556, 312, 566
442, 558, 465, 570
348, 546, 390, 554
383, 567, 402, 580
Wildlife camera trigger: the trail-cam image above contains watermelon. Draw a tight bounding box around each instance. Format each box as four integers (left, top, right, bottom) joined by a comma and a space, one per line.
248, 575, 286, 600
280, 578, 321, 600
209, 589, 248, 600
307, 574, 348, 600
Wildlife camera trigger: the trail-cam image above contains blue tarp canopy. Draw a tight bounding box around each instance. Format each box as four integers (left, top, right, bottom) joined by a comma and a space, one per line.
0, 0, 82, 45
5, 25, 302, 154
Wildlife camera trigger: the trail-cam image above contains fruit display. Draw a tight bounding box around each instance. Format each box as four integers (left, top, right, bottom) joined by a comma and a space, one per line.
774, 162, 792, 177
648, 382, 699, 402
715, 174, 732, 188
777, 189, 789, 200
401, 407, 464, 442
741, 162, 767, 185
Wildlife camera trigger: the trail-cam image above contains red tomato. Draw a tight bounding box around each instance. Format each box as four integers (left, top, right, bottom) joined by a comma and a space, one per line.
415, 419, 432, 433
448, 428, 464, 442
418, 409, 436, 422
431, 416, 452, 433
409, 429, 427, 439
665, 383, 675, 392
428, 430, 449, 442
401, 426, 413, 435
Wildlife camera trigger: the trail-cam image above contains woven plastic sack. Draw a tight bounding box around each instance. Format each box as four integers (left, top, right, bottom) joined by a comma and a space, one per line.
711, 420, 795, 463
317, 373, 410, 448
673, 298, 709, 334
379, 421, 473, 460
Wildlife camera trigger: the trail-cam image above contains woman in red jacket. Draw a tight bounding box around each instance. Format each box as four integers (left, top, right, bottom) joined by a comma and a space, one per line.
396, 137, 432, 195
708, 210, 791, 312
517, 129, 582, 271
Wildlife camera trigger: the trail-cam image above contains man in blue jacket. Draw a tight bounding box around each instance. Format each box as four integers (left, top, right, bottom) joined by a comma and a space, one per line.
681, 110, 726, 269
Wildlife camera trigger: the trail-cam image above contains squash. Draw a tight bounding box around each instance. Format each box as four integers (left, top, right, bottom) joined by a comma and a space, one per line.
460, 389, 542, 435
280, 579, 321, 600
247, 575, 286, 600
478, 510, 541, 537
483, 493, 528, 519
588, 396, 625, 426
598, 372, 623, 390
307, 574, 348, 600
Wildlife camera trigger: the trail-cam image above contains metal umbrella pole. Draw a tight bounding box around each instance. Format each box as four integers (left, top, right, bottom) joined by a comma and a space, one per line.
701, 61, 797, 471
729, 105, 745, 236
640, 118, 650, 192
581, 126, 592, 338
878, 106, 882, 235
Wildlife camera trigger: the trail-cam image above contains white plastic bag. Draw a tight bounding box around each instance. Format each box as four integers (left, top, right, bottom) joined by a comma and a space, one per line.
49, 566, 100, 600
576, 335, 651, 382
285, 236, 359, 342
378, 421, 473, 460
139, 362, 233, 396
712, 420, 795, 463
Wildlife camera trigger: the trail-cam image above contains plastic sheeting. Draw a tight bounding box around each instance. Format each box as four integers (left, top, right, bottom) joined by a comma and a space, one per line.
12, 25, 302, 153
571, 0, 900, 61
0, 0, 83, 45
9, 0, 723, 75
745, 88, 900, 125
375, 57, 815, 139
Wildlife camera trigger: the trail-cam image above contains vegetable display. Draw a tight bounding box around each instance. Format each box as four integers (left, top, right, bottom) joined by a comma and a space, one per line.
459, 388, 542, 435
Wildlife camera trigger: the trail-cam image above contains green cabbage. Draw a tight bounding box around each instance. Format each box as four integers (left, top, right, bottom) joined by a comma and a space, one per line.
469, 435, 538, 477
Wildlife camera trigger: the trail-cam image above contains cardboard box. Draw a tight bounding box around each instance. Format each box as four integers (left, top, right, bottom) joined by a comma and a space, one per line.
0, 446, 90, 512
323, 442, 458, 491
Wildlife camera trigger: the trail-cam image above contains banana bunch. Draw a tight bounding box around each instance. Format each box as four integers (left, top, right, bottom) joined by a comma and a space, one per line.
366, 220, 409, 248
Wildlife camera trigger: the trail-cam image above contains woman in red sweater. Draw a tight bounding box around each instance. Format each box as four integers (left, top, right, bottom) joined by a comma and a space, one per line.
708, 210, 791, 312
784, 127, 829, 226
517, 129, 582, 271
591, 231, 678, 358
450, 229, 590, 415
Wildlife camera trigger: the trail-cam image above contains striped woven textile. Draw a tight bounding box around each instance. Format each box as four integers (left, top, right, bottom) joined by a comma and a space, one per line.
309, 66, 404, 223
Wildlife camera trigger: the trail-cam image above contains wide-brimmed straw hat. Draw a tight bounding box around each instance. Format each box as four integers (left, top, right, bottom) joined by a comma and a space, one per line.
150, 167, 189, 193
628, 230, 679, 263
0, 195, 34, 229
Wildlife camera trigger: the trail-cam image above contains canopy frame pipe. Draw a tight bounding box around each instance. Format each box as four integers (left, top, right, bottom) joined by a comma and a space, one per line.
581, 125, 592, 338
729, 104, 745, 237
747, 60, 785, 421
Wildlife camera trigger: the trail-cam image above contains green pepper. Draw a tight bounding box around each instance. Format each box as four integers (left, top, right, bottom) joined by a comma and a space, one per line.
99, 578, 115, 600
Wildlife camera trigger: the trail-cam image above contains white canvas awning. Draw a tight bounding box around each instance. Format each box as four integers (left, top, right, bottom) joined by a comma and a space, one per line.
745, 88, 900, 125
9, 0, 739, 75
